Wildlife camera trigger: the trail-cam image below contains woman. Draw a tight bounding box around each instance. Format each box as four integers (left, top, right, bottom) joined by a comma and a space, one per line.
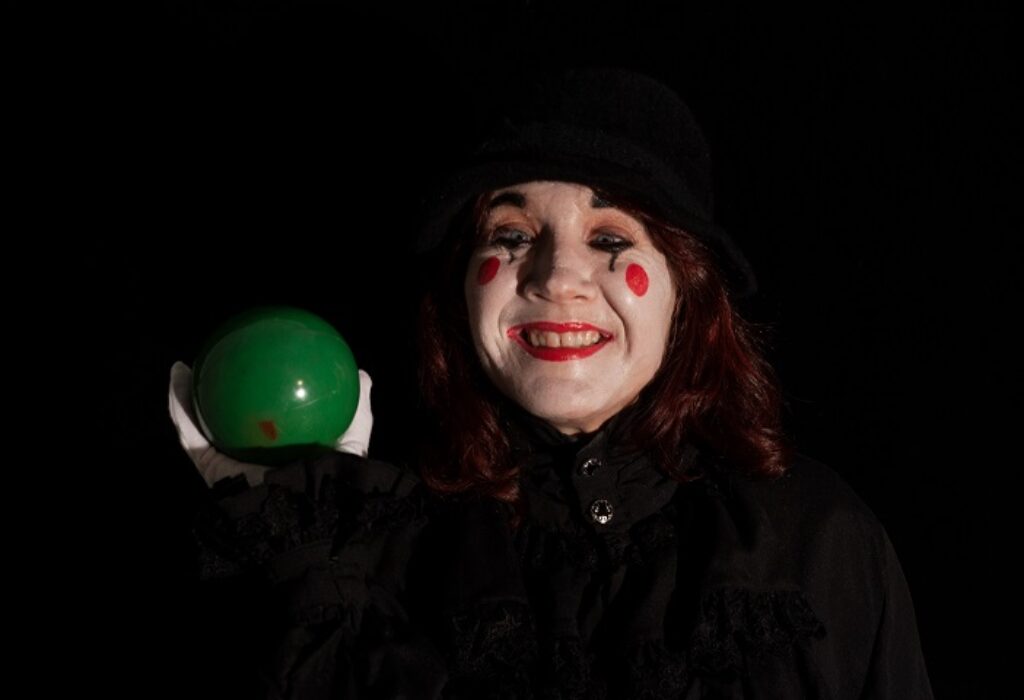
170, 68, 933, 698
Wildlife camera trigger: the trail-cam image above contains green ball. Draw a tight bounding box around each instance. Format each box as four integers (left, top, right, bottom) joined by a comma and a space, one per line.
192, 306, 360, 467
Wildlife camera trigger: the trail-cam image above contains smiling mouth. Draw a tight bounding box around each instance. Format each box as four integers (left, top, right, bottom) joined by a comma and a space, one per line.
507, 324, 613, 361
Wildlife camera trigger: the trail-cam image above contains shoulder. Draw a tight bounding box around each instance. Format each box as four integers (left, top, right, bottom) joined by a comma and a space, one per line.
736, 453, 883, 534
717, 453, 892, 582
726, 457, 932, 696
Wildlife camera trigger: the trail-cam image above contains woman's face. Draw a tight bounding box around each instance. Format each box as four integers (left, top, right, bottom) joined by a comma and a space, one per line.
464, 181, 677, 435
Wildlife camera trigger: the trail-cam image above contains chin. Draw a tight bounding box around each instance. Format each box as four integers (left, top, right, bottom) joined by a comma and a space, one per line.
514, 392, 614, 431
493, 374, 618, 425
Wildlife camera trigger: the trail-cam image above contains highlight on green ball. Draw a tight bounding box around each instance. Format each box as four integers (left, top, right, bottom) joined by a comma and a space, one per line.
192, 305, 360, 467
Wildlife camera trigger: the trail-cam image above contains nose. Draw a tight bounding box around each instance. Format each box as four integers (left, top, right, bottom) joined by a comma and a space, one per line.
521, 232, 596, 303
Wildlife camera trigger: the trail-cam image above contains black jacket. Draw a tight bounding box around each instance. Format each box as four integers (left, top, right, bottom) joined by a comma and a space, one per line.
193, 405, 933, 699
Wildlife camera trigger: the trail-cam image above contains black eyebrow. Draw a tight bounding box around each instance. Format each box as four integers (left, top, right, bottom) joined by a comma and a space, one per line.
591, 194, 613, 208
486, 191, 526, 211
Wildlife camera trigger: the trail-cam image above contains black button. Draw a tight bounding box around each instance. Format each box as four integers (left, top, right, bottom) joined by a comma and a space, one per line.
590, 499, 614, 525
579, 457, 601, 477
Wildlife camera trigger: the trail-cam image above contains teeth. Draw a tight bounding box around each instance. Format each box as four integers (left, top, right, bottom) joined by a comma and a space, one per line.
525, 330, 603, 348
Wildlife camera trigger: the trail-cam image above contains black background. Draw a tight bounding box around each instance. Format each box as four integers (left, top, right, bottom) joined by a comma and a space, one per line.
54, 2, 1014, 696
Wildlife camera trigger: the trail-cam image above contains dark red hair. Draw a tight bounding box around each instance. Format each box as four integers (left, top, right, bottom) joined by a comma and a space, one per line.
414, 187, 793, 529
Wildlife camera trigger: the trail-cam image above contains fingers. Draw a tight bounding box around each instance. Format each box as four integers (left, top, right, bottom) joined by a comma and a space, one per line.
335, 368, 374, 457
168, 361, 210, 453
169, 361, 268, 488
170, 360, 193, 396
357, 369, 373, 410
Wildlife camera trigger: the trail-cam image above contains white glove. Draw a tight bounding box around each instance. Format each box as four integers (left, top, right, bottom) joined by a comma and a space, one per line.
168, 361, 375, 488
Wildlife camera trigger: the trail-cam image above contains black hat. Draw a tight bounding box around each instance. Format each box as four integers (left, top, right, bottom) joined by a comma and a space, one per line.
415, 66, 758, 299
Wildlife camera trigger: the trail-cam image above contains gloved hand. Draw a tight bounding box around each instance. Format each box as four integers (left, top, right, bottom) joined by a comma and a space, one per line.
168, 361, 375, 488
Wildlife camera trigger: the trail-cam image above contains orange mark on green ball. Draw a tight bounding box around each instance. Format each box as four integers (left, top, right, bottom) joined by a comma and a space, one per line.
478, 256, 500, 285
626, 263, 649, 296
258, 420, 278, 441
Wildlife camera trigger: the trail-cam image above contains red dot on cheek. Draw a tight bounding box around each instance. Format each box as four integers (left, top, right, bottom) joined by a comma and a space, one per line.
626, 263, 649, 297
477, 256, 500, 285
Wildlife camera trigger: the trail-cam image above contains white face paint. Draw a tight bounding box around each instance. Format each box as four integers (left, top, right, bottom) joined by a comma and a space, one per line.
464, 181, 677, 435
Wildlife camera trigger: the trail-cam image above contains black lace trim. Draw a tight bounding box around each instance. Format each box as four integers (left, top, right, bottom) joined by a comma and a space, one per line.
688, 587, 827, 676
622, 588, 825, 696
442, 601, 539, 699
436, 585, 823, 698
536, 635, 606, 700
623, 640, 692, 699
192, 473, 429, 580
441, 600, 609, 700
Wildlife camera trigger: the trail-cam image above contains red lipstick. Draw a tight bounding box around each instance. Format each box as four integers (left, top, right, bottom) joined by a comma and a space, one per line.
507, 321, 613, 362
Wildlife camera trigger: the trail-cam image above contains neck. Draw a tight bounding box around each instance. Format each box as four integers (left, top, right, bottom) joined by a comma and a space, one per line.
501, 396, 643, 453
545, 396, 643, 436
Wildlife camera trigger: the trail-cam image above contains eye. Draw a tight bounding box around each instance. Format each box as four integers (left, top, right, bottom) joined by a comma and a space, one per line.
489, 226, 533, 250
590, 230, 633, 252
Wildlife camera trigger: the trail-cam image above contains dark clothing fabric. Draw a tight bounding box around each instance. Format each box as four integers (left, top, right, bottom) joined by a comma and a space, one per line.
193, 406, 933, 699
